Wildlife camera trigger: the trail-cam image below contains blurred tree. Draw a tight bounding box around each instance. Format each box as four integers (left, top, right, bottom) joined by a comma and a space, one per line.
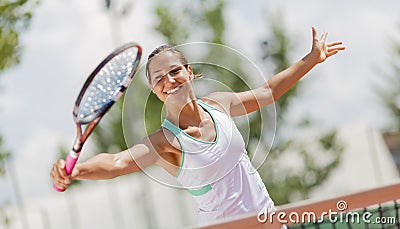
258, 14, 343, 205
0, 136, 10, 176
57, 0, 133, 190
376, 27, 400, 177
0, 1, 37, 227
81, 0, 343, 207
379, 34, 400, 131
0, 208, 11, 229
0, 0, 37, 71
149, 1, 253, 134
152, 0, 343, 205
89, 0, 135, 154
0, 0, 38, 175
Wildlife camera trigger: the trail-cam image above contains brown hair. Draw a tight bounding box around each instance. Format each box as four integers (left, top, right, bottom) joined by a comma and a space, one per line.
145, 45, 201, 84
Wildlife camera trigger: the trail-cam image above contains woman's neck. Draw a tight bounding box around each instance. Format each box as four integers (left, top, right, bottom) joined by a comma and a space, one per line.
165, 99, 206, 130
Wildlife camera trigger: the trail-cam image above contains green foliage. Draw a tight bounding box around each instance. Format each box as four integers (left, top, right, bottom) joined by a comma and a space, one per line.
0, 0, 37, 176
0, 208, 11, 228
261, 130, 343, 205
0, 0, 36, 71
259, 13, 343, 205
0, 2, 36, 227
86, 0, 343, 207
0, 136, 10, 176
201, 1, 225, 44
144, 92, 164, 134
152, 0, 259, 136
378, 37, 400, 130
90, 2, 143, 152
151, 1, 343, 206
155, 3, 188, 46
267, 18, 298, 119
92, 100, 128, 153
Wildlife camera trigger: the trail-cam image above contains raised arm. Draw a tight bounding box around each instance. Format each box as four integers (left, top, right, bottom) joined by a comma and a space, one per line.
206, 27, 345, 117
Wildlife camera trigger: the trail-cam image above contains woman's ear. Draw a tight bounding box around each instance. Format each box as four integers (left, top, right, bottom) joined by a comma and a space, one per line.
187, 65, 194, 80
148, 81, 155, 93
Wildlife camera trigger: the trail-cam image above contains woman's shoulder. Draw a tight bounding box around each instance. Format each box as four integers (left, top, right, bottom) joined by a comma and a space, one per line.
199, 92, 232, 115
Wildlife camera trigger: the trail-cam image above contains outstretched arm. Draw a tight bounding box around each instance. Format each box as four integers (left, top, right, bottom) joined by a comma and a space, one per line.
265, 27, 344, 102
206, 27, 345, 116
50, 134, 163, 190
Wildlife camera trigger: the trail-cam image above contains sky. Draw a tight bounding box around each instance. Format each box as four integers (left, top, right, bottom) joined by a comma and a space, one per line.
0, 0, 399, 210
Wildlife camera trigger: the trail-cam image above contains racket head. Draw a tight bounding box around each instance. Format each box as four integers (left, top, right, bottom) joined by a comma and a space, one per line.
74, 42, 142, 124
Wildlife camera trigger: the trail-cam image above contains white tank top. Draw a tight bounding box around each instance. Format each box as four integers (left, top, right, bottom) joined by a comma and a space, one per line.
161, 100, 275, 225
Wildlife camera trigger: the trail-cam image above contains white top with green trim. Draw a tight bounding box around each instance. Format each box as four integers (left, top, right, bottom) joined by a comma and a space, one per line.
161, 100, 275, 225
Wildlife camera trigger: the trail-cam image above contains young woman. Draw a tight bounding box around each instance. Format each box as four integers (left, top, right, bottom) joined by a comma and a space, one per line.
50, 27, 345, 225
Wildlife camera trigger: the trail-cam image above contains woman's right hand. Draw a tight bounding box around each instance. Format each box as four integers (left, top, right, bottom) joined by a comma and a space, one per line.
50, 159, 78, 191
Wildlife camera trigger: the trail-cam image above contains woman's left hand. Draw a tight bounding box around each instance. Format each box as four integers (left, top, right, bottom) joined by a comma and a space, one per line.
310, 27, 345, 63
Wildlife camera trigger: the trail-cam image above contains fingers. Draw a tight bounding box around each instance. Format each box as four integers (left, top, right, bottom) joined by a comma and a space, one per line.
326, 50, 339, 58
312, 27, 345, 49
326, 45, 346, 58
327, 41, 346, 52
50, 160, 72, 190
312, 26, 328, 42
327, 41, 343, 47
328, 46, 346, 52
320, 31, 328, 43
312, 26, 317, 40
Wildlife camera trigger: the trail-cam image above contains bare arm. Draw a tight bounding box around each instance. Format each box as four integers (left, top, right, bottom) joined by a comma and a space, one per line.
74, 141, 159, 180
206, 27, 345, 116
50, 132, 165, 190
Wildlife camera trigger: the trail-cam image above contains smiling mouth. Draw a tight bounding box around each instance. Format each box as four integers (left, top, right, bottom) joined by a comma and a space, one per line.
164, 85, 182, 95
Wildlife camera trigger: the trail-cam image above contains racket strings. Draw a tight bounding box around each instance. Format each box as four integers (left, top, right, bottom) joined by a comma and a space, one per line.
78, 48, 138, 123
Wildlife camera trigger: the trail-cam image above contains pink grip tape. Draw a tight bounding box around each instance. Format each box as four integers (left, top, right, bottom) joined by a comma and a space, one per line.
54, 150, 79, 192
65, 153, 79, 175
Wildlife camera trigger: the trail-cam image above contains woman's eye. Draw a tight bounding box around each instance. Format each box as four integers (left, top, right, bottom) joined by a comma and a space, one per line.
171, 68, 182, 75
155, 76, 162, 81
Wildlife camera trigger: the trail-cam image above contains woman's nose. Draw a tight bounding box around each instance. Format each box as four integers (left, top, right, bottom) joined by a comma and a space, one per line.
165, 74, 176, 83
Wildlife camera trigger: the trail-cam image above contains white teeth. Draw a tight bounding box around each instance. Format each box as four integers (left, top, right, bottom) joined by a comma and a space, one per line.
166, 86, 181, 94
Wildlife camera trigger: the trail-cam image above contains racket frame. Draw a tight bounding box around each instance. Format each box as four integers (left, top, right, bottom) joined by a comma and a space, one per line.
54, 42, 142, 192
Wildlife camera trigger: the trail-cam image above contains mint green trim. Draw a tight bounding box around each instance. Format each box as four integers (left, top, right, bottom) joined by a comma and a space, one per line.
196, 100, 217, 111
161, 120, 185, 178
197, 100, 225, 114
196, 100, 219, 144
187, 184, 212, 196
162, 101, 219, 144
162, 119, 182, 136
175, 140, 184, 178
196, 100, 217, 110
161, 100, 220, 177
179, 100, 219, 144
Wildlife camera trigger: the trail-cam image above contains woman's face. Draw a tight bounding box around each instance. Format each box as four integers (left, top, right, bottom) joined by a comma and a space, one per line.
148, 51, 193, 102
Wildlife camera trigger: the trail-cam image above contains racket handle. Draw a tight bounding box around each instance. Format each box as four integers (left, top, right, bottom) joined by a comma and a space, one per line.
54, 184, 65, 192
54, 150, 80, 192
65, 151, 79, 175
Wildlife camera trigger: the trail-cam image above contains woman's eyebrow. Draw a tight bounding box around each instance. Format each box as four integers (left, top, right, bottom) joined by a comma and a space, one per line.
152, 69, 162, 75
152, 64, 180, 75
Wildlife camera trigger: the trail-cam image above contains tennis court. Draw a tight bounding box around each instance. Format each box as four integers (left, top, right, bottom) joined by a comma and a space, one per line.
198, 183, 400, 229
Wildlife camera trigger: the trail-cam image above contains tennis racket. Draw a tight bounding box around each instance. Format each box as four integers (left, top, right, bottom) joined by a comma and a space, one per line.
54, 42, 142, 192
